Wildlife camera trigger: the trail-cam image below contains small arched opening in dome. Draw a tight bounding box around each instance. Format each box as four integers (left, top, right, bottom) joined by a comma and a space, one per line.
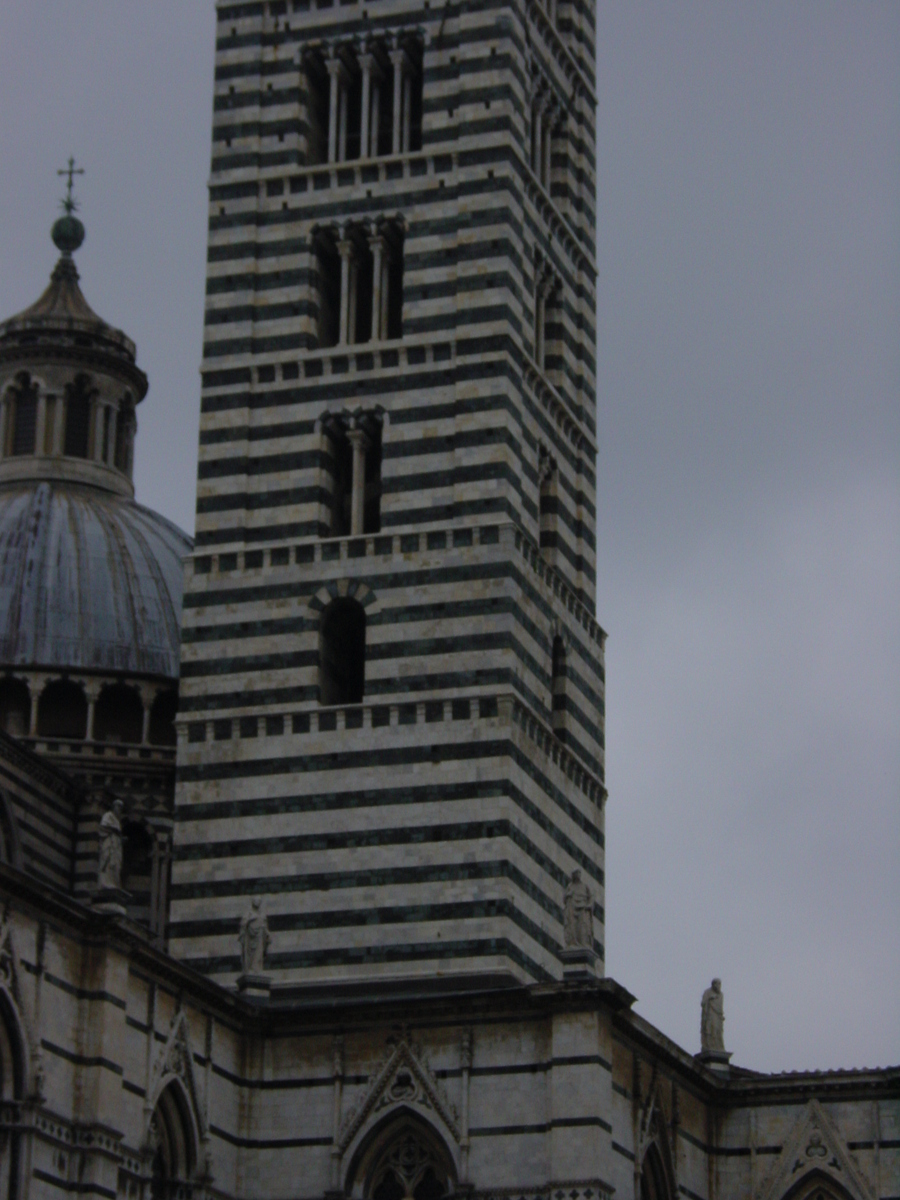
0, 679, 29, 738
320, 598, 366, 706
5, 374, 38, 458
149, 690, 178, 747
36, 679, 87, 740
94, 683, 142, 744
63, 374, 95, 460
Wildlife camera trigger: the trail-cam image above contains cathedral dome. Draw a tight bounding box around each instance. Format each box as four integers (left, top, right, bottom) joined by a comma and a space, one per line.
0, 480, 190, 677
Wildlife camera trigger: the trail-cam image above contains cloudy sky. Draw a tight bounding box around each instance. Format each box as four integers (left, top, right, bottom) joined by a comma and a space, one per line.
0, 3, 896, 1072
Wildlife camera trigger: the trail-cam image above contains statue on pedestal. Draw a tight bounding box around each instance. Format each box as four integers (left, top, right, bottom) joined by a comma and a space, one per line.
239, 896, 270, 977
98, 800, 125, 891
701, 978, 726, 1053
563, 870, 593, 949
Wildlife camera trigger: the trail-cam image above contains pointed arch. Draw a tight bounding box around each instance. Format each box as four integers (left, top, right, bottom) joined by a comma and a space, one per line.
148, 1077, 199, 1200
345, 1108, 457, 1200
781, 1171, 857, 1200
640, 1143, 673, 1200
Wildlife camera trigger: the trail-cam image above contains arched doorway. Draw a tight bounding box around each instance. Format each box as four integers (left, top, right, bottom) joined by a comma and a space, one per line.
148, 1081, 197, 1200
349, 1114, 455, 1200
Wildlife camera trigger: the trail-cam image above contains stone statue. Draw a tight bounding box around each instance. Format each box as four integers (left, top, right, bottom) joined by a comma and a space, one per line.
701, 978, 726, 1053
563, 870, 593, 949
97, 800, 125, 891
239, 896, 270, 976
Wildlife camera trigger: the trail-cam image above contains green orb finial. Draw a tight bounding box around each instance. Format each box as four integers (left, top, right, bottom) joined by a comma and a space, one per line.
52, 157, 85, 255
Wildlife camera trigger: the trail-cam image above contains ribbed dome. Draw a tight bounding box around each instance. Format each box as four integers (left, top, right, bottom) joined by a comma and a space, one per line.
0, 481, 192, 678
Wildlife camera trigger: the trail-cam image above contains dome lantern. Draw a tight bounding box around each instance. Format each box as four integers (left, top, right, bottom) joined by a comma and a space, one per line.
0, 163, 148, 496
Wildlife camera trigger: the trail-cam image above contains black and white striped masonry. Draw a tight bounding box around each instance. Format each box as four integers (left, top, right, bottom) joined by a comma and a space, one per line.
170, 0, 605, 993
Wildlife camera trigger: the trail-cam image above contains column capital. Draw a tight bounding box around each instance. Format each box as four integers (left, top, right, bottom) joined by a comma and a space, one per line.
346, 426, 371, 454
81, 678, 104, 703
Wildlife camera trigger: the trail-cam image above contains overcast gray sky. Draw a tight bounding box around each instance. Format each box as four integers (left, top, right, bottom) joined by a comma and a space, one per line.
0, 3, 897, 1072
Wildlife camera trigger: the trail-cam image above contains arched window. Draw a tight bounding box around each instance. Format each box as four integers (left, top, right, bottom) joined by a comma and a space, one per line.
36, 680, 87, 740
325, 421, 354, 537
315, 231, 342, 349
149, 690, 178, 747
122, 819, 154, 924
640, 1144, 673, 1200
551, 635, 566, 741
94, 683, 143, 744
320, 598, 365, 705
0, 679, 29, 738
149, 1081, 197, 1200
8, 374, 38, 457
350, 1116, 455, 1200
63, 375, 93, 459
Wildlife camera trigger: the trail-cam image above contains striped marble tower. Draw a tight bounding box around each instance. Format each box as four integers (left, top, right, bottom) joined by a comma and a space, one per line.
170, 0, 604, 993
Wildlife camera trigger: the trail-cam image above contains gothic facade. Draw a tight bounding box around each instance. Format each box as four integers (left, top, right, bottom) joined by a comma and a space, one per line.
0, 3, 894, 1200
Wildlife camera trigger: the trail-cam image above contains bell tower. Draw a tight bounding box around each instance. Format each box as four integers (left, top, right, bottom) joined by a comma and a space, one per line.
170, 0, 604, 994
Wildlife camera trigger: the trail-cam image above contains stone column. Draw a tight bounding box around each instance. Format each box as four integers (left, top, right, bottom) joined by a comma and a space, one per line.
90, 397, 104, 462
0, 395, 9, 458
402, 73, 412, 152
51, 395, 65, 455
390, 49, 405, 154
28, 678, 42, 736
535, 283, 546, 368
84, 679, 103, 742
124, 411, 136, 478
139, 684, 156, 745
330, 1036, 344, 1190
459, 1029, 472, 1184
542, 105, 555, 188
380, 250, 390, 343
106, 406, 118, 467
370, 81, 381, 157
347, 428, 369, 536
359, 52, 374, 158
337, 238, 354, 345
338, 77, 348, 162
34, 392, 47, 457
348, 259, 359, 345
532, 101, 543, 174
327, 56, 342, 163
369, 234, 385, 340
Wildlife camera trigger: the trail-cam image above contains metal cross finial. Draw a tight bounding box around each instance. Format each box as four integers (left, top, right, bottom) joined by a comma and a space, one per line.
57, 156, 85, 214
